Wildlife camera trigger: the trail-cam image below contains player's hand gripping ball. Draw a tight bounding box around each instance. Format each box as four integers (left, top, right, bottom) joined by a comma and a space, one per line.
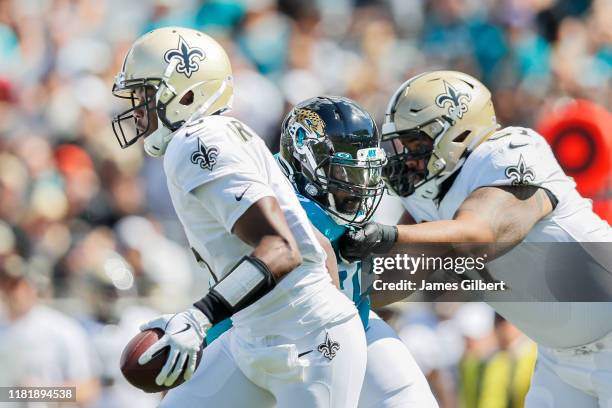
120, 308, 210, 393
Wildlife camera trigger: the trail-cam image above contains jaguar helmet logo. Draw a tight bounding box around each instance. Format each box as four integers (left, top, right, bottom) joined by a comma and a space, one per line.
164, 36, 206, 78
295, 108, 325, 136
288, 108, 326, 151
435, 81, 472, 120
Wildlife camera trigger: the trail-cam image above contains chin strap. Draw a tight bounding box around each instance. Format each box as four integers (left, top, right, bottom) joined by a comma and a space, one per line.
415, 155, 467, 200
143, 60, 179, 158
143, 127, 173, 157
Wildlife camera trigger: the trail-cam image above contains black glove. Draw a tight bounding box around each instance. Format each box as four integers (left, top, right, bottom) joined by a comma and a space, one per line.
339, 222, 398, 263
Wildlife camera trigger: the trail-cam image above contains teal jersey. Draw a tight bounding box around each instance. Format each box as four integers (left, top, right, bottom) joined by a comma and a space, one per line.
205, 158, 371, 345
295, 193, 371, 329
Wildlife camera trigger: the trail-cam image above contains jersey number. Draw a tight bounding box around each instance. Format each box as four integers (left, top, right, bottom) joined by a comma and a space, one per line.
228, 120, 255, 143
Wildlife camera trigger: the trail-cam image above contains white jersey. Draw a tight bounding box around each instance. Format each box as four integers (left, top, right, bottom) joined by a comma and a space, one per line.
402, 126, 612, 349
164, 115, 355, 339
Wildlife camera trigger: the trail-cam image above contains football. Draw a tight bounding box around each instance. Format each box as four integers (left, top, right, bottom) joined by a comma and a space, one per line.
120, 329, 203, 393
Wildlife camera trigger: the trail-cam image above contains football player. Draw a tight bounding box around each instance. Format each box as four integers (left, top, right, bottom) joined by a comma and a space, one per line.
279, 96, 439, 408
207, 96, 439, 407
111, 27, 366, 407
339, 70, 612, 408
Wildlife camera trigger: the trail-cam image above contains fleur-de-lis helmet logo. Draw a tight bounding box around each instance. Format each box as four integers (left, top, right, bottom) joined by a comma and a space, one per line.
190, 138, 219, 171
317, 332, 340, 361
164, 36, 206, 78
435, 81, 472, 120
505, 154, 536, 185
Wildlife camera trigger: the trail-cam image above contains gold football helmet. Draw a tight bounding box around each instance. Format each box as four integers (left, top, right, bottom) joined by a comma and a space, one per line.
382, 70, 499, 198
111, 27, 233, 157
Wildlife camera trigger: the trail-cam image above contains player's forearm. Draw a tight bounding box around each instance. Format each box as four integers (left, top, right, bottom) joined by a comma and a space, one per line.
193, 196, 304, 324
450, 186, 552, 245
339, 217, 494, 263
232, 196, 302, 280
251, 235, 302, 281
396, 218, 495, 244
396, 216, 512, 263
193, 236, 300, 325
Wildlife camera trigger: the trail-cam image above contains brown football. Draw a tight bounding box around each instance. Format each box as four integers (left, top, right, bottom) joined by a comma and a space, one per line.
120, 328, 204, 393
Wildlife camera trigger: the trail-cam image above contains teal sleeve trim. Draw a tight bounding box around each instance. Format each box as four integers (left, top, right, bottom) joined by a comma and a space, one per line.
205, 317, 232, 345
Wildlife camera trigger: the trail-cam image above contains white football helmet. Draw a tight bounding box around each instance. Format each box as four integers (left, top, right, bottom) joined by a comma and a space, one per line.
111, 27, 233, 157
382, 70, 499, 198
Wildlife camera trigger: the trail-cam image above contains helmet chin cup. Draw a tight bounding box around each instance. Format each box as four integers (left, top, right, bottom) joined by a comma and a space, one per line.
144, 126, 173, 157
432, 158, 446, 171
414, 155, 466, 199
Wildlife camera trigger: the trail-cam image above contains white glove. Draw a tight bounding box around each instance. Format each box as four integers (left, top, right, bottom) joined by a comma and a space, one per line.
138, 307, 211, 386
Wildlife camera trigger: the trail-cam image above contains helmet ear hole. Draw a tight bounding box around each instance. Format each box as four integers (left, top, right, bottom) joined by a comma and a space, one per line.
179, 91, 194, 106
453, 130, 471, 143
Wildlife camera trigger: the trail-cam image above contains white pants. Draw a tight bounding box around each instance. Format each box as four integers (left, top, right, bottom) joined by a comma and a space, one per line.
160, 314, 366, 408
525, 331, 612, 408
359, 312, 438, 408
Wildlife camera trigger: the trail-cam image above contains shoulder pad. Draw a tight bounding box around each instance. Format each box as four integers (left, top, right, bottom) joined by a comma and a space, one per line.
463, 127, 552, 189
164, 117, 251, 192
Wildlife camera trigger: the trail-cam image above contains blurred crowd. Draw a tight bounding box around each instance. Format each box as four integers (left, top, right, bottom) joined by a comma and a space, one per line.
0, 0, 609, 406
